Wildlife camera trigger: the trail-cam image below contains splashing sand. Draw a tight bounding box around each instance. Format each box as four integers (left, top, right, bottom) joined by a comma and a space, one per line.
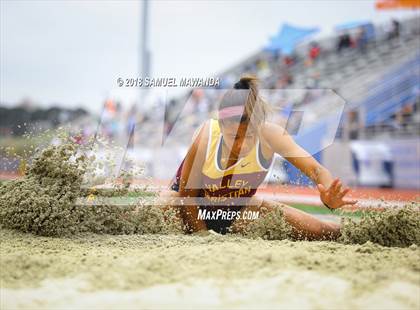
1, 138, 419, 247
240, 207, 292, 240
1, 138, 420, 309
0, 138, 182, 236
340, 204, 420, 247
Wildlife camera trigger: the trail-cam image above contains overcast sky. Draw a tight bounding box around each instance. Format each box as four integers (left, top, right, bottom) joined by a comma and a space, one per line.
0, 0, 417, 113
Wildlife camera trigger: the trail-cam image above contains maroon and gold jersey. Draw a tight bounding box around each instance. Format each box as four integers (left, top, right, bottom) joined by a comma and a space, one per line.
171, 119, 272, 203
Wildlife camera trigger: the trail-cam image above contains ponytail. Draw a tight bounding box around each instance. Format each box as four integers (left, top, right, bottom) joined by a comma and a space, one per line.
219, 75, 271, 128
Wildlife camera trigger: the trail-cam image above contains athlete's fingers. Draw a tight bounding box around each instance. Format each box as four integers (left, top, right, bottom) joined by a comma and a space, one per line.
328, 179, 339, 192
338, 187, 350, 199
333, 181, 342, 194
342, 199, 358, 205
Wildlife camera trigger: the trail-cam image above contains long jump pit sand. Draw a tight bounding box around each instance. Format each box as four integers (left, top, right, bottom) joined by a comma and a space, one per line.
1, 140, 419, 309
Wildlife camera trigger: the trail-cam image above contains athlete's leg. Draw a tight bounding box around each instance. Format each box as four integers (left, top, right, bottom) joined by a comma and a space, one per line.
230, 196, 340, 241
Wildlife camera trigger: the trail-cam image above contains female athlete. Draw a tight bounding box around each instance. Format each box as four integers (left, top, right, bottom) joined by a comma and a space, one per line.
161, 75, 357, 240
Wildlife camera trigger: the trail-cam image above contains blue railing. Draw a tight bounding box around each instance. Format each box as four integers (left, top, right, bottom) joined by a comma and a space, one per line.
284, 54, 419, 185
363, 55, 420, 126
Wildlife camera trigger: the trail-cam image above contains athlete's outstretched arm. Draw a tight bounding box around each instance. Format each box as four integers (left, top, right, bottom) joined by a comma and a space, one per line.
261, 123, 357, 210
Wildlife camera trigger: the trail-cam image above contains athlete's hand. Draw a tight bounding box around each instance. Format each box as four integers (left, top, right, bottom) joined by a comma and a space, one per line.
317, 178, 358, 210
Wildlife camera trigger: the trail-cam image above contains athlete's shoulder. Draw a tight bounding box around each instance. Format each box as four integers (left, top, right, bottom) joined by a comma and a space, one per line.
260, 122, 289, 141
261, 122, 286, 135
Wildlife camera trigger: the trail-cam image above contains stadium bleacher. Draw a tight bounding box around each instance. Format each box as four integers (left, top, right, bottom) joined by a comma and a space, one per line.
129, 17, 419, 185
156, 16, 419, 142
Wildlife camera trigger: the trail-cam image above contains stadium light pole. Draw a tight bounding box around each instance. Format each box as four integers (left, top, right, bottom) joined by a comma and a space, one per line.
140, 0, 150, 107
115, 0, 151, 180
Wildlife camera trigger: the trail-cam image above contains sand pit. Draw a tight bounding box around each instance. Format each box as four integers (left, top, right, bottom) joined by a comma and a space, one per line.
1, 229, 419, 309
1, 139, 420, 309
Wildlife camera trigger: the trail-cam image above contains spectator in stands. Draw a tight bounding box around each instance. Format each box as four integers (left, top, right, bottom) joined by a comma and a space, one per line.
309, 42, 321, 62
283, 55, 295, 67
347, 110, 360, 140
191, 89, 209, 124
304, 42, 321, 67
101, 99, 121, 140
337, 33, 353, 53
256, 58, 271, 79
356, 26, 368, 54
388, 19, 401, 40
276, 71, 294, 89
396, 103, 414, 132
126, 104, 138, 149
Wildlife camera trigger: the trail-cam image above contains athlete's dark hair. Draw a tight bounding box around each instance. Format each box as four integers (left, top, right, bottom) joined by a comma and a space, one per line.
218, 75, 271, 128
